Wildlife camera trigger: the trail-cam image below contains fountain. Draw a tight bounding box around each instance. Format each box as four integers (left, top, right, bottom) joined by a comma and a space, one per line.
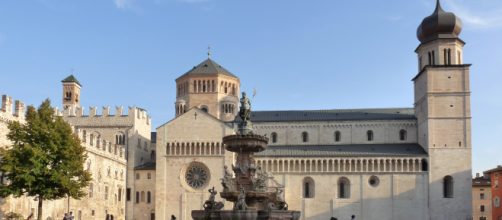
192, 92, 301, 220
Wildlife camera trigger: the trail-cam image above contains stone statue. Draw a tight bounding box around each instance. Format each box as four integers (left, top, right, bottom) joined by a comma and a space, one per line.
238, 92, 253, 135
203, 187, 224, 211
253, 166, 268, 192
239, 92, 251, 122
234, 187, 248, 211
221, 165, 235, 191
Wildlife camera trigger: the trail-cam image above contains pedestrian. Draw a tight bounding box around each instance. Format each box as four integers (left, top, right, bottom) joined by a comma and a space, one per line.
171, 215, 176, 220
69, 212, 74, 220
62, 213, 68, 220
351, 215, 355, 220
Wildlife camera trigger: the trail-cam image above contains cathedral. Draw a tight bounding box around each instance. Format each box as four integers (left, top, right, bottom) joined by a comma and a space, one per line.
0, 1, 472, 220
155, 1, 472, 220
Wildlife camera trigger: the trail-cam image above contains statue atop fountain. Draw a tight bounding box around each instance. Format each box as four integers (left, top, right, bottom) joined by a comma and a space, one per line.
192, 92, 301, 220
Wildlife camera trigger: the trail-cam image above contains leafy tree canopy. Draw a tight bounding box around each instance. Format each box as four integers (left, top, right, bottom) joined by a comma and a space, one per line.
0, 99, 91, 201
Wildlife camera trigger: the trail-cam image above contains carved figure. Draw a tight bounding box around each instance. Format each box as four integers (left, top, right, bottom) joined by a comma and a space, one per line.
239, 92, 251, 122
203, 187, 224, 211
221, 165, 235, 191
234, 187, 248, 211
253, 166, 268, 192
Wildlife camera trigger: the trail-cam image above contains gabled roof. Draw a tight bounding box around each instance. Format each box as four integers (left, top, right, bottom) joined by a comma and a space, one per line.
61, 75, 82, 87
237, 108, 416, 123
256, 144, 426, 157
177, 58, 238, 79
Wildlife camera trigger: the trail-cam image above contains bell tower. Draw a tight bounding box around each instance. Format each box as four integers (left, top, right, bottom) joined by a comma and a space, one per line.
61, 74, 82, 110
413, 1, 472, 218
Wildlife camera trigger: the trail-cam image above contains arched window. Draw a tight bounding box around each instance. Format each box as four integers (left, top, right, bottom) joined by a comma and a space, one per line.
367, 130, 373, 141
421, 159, 428, 171
494, 196, 501, 208
335, 131, 341, 142
141, 191, 145, 202
116, 132, 125, 145
136, 191, 140, 203
201, 106, 208, 113
302, 132, 309, 143
399, 129, 407, 141
303, 177, 315, 198
147, 191, 151, 203
82, 130, 87, 143
443, 175, 454, 198
90, 133, 94, 146
338, 177, 350, 199
271, 132, 278, 143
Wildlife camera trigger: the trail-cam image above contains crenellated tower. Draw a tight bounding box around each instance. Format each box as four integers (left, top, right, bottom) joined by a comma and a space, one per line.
61, 74, 82, 110
413, 0, 472, 218
175, 58, 240, 122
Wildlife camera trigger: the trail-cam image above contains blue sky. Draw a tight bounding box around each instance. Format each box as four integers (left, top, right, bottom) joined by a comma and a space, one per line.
0, 0, 501, 175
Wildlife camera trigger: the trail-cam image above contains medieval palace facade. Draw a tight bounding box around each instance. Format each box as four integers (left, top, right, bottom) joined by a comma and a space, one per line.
1, 1, 472, 220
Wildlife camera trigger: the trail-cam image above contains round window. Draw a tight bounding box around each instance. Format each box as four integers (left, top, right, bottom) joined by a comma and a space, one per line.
185, 162, 210, 189
368, 175, 380, 187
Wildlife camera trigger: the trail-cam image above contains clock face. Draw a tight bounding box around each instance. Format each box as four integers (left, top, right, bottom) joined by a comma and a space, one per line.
185, 162, 210, 189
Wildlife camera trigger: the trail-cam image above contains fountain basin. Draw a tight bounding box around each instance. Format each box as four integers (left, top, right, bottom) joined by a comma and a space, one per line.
192, 210, 301, 220
223, 134, 268, 153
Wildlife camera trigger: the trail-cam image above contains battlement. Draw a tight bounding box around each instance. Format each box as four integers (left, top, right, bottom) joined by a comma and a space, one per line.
75, 128, 127, 164
58, 105, 151, 125
0, 94, 25, 121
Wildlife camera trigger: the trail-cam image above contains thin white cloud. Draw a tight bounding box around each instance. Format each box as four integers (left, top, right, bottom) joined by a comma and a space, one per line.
445, 0, 502, 29
113, 0, 135, 10
153, 0, 210, 4
178, 0, 209, 3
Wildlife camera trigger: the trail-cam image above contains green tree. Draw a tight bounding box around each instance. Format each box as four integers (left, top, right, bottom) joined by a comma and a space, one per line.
0, 99, 91, 220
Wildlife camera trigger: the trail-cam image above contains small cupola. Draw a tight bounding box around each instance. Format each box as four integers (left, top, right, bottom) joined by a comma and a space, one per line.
417, 0, 463, 44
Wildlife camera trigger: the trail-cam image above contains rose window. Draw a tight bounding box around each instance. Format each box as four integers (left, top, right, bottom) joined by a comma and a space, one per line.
185, 163, 210, 189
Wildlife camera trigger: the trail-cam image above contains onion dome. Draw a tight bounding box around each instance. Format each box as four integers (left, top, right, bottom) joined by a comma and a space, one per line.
417, 0, 462, 44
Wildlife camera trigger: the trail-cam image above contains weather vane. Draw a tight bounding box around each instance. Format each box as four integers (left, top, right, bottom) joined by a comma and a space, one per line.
207, 45, 211, 58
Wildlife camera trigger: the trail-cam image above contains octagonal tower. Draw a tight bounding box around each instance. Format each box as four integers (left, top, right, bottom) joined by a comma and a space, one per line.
175, 58, 240, 122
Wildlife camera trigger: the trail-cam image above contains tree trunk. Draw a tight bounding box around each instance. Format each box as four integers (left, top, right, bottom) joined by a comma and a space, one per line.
37, 197, 43, 220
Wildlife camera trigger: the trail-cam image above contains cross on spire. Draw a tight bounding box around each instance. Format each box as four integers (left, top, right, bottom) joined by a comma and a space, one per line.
207, 45, 211, 58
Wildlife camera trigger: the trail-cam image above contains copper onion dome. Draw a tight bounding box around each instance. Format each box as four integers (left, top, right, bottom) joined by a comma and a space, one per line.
417, 0, 463, 44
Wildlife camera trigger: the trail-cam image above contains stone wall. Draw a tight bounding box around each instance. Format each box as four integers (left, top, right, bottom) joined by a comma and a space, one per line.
0, 121, 127, 220
133, 169, 155, 220
253, 120, 417, 146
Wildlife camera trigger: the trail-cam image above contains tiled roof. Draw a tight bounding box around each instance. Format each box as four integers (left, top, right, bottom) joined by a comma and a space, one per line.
242, 108, 416, 122
61, 74, 82, 86
484, 166, 502, 174
135, 162, 156, 170
472, 176, 491, 187
178, 58, 237, 79
255, 144, 427, 157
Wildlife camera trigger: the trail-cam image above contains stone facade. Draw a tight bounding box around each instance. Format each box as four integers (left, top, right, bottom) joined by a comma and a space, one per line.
0, 102, 127, 219
133, 162, 156, 220
153, 3, 473, 220
155, 107, 235, 220
1, 75, 155, 220
472, 174, 492, 220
